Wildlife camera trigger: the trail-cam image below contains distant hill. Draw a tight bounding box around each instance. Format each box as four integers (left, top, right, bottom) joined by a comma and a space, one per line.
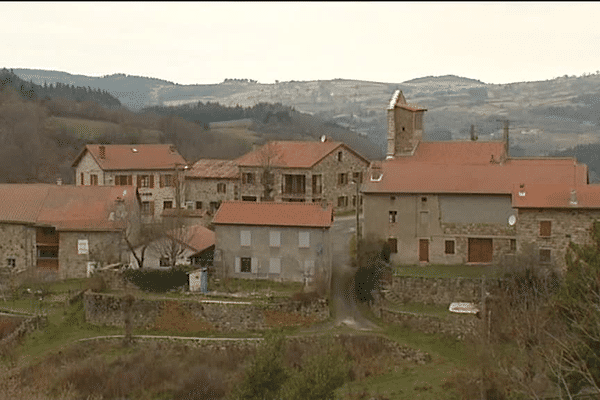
12, 68, 600, 158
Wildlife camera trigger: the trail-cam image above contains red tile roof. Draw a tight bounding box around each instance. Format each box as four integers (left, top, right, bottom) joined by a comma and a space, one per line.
72, 144, 187, 171
186, 159, 239, 179
363, 157, 587, 195
391, 141, 508, 165
512, 184, 600, 208
0, 184, 138, 231
235, 141, 369, 169
212, 201, 333, 228
167, 224, 215, 253
36, 185, 138, 231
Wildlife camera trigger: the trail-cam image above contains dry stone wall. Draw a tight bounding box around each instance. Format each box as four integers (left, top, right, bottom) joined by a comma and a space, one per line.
84, 292, 329, 332
380, 308, 480, 340
388, 276, 494, 305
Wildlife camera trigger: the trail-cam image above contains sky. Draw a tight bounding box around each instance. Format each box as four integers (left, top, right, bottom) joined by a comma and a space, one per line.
3, 2, 600, 86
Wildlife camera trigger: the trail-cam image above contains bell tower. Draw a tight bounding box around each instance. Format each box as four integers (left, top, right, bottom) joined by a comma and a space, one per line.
386, 90, 427, 159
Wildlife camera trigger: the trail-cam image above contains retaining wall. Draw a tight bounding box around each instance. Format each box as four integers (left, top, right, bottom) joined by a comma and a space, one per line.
380, 308, 480, 340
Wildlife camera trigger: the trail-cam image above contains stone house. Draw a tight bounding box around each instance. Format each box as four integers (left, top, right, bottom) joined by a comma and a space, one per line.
212, 201, 333, 284
512, 183, 600, 271
72, 144, 188, 221
361, 90, 590, 265
184, 159, 240, 215
0, 184, 140, 279
235, 140, 370, 212
130, 224, 215, 269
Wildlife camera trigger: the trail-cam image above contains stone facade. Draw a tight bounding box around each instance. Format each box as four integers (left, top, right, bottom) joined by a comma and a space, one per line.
0, 224, 36, 272
214, 224, 332, 284
238, 145, 369, 212
363, 193, 517, 265
387, 276, 488, 305
516, 208, 600, 271
84, 292, 329, 332
185, 178, 239, 214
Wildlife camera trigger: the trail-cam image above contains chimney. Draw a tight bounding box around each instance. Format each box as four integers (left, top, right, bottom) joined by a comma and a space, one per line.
470, 124, 477, 141
570, 189, 578, 205
99, 145, 106, 159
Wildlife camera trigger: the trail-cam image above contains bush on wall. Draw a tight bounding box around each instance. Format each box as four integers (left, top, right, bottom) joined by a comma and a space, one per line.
122, 268, 188, 292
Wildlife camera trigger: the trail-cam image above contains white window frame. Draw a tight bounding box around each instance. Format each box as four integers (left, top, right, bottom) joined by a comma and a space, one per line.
241, 230, 251, 247
299, 231, 310, 248
270, 231, 281, 247
269, 257, 281, 274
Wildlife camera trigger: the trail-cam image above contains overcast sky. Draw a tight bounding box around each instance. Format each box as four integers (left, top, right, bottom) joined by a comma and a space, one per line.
3, 2, 599, 85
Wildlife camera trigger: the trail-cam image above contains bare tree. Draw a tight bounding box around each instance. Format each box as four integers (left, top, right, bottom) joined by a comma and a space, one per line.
147, 218, 195, 268
256, 141, 278, 201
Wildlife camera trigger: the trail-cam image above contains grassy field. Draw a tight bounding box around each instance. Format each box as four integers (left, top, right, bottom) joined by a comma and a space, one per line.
393, 263, 504, 279
46, 116, 163, 142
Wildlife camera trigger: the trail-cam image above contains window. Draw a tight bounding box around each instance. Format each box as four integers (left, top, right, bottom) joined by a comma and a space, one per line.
262, 172, 275, 185
210, 201, 220, 213
241, 230, 251, 247
510, 239, 517, 253
115, 175, 132, 186
163, 200, 173, 209
312, 174, 322, 195
90, 174, 98, 186
241, 257, 252, 273
141, 201, 154, 215
37, 247, 58, 259
160, 174, 173, 187
420, 211, 429, 226
270, 231, 281, 247
353, 171, 362, 183
195, 201, 202, 210
159, 257, 170, 267
421, 196, 427, 203
80, 172, 84, 185
338, 196, 348, 207
337, 151, 343, 162
7, 258, 16, 268
242, 172, 255, 184
217, 183, 226, 193
242, 196, 257, 202
387, 238, 398, 253
299, 231, 310, 248
389, 210, 397, 223
445, 240, 455, 255
269, 258, 281, 274
540, 221, 552, 237
137, 174, 154, 188
539, 249, 551, 264
352, 195, 357, 207
338, 173, 348, 186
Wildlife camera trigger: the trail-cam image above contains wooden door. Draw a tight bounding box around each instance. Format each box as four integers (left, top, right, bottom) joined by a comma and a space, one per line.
419, 239, 429, 262
468, 238, 493, 263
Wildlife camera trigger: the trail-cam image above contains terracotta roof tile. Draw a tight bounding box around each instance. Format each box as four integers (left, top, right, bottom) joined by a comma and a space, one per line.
212, 201, 333, 228
172, 225, 215, 253
186, 159, 239, 179
363, 157, 586, 195
0, 184, 54, 224
36, 185, 138, 231
72, 144, 187, 171
512, 184, 600, 208
391, 141, 508, 165
235, 141, 368, 169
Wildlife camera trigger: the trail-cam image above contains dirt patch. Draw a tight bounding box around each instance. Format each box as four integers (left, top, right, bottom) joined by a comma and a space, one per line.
153, 301, 215, 333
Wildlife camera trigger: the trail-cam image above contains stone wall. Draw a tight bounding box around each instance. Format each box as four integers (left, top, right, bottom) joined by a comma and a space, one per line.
517, 208, 600, 271
388, 276, 498, 305
0, 312, 48, 346
0, 223, 36, 272
84, 292, 329, 332
380, 308, 480, 340
185, 178, 238, 212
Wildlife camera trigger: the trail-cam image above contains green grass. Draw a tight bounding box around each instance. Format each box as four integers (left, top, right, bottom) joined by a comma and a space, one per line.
394, 264, 503, 279
210, 277, 304, 295
386, 303, 451, 319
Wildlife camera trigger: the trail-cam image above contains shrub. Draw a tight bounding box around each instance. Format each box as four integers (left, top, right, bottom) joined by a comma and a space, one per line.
122, 267, 188, 292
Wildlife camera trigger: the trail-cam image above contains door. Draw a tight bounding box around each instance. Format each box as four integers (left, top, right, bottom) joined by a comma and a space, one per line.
468, 238, 493, 263
419, 239, 429, 262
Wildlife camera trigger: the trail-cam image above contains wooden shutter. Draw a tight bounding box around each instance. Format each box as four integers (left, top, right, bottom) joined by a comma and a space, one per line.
251, 258, 258, 273
269, 258, 281, 274
235, 257, 240, 273
299, 231, 310, 248
159, 175, 164, 188
270, 231, 281, 247
540, 221, 551, 237
241, 230, 251, 247
127, 175, 133, 186
149, 174, 154, 188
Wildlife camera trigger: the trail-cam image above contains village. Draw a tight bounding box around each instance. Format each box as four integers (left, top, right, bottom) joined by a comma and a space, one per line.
2, 90, 600, 399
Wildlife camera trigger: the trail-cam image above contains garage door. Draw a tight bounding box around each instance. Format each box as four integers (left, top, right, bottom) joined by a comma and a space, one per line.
468, 238, 493, 263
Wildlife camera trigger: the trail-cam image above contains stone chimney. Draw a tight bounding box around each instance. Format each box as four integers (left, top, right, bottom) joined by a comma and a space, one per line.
470, 124, 477, 141
99, 145, 106, 159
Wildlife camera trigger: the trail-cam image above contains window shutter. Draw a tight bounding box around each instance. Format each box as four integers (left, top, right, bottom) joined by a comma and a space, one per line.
270, 231, 281, 247
149, 201, 155, 216
159, 175, 164, 188
149, 175, 154, 188
269, 258, 281, 274
241, 230, 251, 246
540, 221, 551, 237
127, 175, 133, 186
251, 258, 258, 273
235, 257, 241, 273
299, 231, 310, 248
